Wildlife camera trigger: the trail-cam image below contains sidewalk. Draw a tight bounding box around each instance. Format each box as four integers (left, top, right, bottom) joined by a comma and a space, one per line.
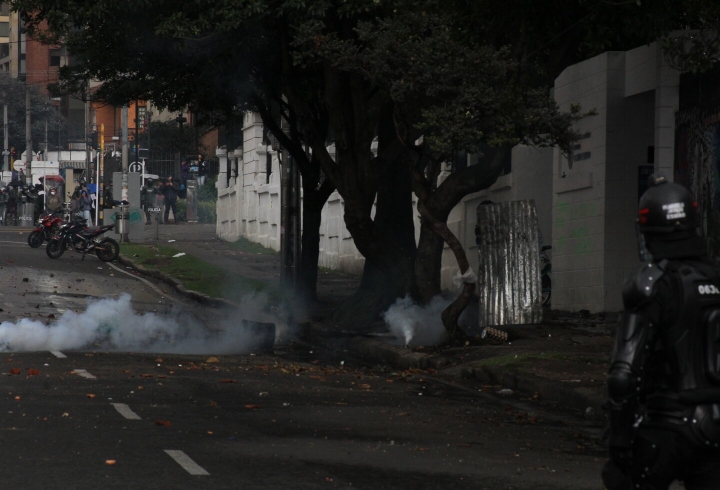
121, 222, 611, 417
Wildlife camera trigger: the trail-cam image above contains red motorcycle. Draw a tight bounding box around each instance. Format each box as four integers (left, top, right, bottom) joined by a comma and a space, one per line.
28, 212, 65, 248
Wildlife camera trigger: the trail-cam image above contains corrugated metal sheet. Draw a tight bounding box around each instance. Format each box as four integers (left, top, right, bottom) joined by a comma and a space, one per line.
476, 200, 542, 326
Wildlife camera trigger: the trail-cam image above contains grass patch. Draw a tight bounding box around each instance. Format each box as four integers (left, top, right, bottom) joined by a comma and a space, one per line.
121, 243, 279, 302
228, 236, 277, 255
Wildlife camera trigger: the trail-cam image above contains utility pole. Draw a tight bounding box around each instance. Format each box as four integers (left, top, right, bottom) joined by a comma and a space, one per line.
25, 85, 32, 183
121, 105, 129, 200
175, 113, 186, 179
3, 104, 8, 171
119, 105, 129, 243
98, 124, 104, 222
84, 85, 90, 180
135, 102, 139, 164
280, 145, 291, 288
44, 103, 48, 160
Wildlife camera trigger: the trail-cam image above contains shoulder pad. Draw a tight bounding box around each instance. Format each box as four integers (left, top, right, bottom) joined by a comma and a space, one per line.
622, 261, 666, 309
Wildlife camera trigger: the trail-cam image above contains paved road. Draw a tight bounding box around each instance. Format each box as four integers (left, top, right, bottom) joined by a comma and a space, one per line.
0, 230, 610, 489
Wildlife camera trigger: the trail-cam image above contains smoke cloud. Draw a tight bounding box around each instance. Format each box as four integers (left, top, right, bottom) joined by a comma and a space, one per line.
0, 293, 280, 354
382, 295, 451, 346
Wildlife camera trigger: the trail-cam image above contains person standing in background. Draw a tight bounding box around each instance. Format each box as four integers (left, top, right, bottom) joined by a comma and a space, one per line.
162, 176, 179, 224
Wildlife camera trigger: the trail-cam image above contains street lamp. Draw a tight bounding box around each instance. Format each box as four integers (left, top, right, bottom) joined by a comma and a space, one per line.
174, 114, 187, 179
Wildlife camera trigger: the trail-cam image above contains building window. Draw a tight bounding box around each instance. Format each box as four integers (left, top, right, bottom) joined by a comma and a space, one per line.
0, 22, 8, 38
0, 43, 8, 59
0, 3, 9, 16
137, 106, 146, 130
49, 48, 62, 67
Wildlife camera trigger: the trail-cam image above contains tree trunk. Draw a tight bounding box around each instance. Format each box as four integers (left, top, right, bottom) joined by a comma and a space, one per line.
299, 179, 334, 302
415, 225, 444, 303
335, 160, 417, 326
411, 147, 508, 337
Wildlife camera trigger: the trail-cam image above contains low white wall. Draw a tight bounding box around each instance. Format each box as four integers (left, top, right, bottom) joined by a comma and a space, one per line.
216, 113, 553, 290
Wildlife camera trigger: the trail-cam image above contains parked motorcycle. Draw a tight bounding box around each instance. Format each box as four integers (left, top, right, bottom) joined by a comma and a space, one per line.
28, 212, 65, 248
46, 213, 119, 262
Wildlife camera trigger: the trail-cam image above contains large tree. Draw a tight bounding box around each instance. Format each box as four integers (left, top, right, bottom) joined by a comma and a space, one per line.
15, 0, 720, 338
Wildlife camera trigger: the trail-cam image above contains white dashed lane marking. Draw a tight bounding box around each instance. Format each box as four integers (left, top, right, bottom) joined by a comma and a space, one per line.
111, 403, 141, 420
73, 369, 96, 379
164, 450, 210, 476
50, 351, 66, 358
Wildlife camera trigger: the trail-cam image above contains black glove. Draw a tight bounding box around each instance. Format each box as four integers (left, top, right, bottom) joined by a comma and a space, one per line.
602, 459, 632, 490
609, 445, 633, 473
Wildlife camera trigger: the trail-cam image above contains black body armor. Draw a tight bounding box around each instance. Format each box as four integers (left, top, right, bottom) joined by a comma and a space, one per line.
650, 261, 720, 402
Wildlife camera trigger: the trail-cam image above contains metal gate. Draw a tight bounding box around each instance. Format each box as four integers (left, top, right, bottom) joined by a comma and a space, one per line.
476, 200, 542, 327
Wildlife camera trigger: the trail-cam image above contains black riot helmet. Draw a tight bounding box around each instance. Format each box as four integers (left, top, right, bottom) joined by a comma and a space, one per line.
638, 173, 706, 260
638, 174, 698, 234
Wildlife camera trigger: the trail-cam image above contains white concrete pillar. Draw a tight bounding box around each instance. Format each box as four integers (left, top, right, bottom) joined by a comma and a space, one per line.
216, 147, 228, 190
654, 55, 680, 180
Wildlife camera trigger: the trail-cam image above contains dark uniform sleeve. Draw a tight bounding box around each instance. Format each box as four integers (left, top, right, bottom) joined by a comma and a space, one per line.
607, 262, 670, 449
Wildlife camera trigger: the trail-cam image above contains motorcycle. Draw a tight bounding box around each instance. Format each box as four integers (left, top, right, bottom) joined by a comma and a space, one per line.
46, 213, 119, 262
28, 212, 65, 248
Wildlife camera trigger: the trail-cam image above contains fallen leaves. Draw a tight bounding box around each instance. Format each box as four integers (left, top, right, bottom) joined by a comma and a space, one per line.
86, 394, 96, 399
243, 405, 260, 409
27, 369, 39, 376
9, 368, 21, 375
155, 420, 172, 427
220, 379, 236, 384
206, 357, 220, 363
105, 460, 116, 465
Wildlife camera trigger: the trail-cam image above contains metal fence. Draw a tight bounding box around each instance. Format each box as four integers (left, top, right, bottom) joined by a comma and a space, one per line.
476, 200, 542, 327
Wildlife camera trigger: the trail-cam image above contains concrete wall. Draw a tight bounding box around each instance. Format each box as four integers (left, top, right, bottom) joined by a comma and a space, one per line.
551, 43, 679, 312
216, 111, 553, 290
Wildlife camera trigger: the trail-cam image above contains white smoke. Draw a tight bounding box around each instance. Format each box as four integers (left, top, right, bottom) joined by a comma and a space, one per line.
0, 293, 279, 354
382, 295, 451, 346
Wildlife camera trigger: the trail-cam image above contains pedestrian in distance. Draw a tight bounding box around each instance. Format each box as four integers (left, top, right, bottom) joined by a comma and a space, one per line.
197, 154, 208, 186
78, 190, 93, 226
180, 160, 189, 187
45, 187, 63, 214
603, 173, 720, 490
162, 176, 180, 224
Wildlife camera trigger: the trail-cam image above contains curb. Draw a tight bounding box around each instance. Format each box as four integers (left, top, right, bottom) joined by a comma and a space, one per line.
347, 337, 452, 370
117, 253, 241, 310
463, 364, 605, 418
346, 336, 605, 418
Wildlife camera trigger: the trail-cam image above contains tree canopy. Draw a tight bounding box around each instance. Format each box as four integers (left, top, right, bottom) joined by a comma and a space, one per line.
14, 0, 720, 334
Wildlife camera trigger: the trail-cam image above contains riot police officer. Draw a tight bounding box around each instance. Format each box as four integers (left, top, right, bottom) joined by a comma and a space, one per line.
604, 174, 720, 489
141, 178, 157, 225
0, 186, 8, 224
